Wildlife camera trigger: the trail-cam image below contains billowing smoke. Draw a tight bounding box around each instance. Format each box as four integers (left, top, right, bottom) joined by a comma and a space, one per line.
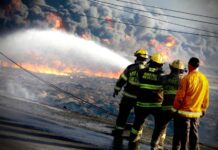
0, 0, 169, 53
0, 0, 218, 81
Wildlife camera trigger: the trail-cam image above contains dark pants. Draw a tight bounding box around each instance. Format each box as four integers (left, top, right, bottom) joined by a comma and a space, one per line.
129, 107, 161, 148
115, 96, 136, 132
173, 115, 200, 150
152, 110, 175, 149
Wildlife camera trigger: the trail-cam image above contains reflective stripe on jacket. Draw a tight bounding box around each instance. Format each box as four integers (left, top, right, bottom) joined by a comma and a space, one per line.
136, 101, 162, 107
114, 62, 146, 99
161, 73, 183, 110
137, 66, 164, 105
173, 70, 209, 118
131, 127, 143, 135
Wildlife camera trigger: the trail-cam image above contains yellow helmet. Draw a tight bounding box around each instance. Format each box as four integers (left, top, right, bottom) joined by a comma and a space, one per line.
150, 53, 164, 64
170, 59, 185, 70
134, 48, 149, 58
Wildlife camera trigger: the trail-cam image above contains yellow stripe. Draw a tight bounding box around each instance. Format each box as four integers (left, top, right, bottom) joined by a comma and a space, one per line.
171, 108, 202, 118
136, 102, 162, 107
131, 128, 143, 135
171, 107, 177, 112
123, 91, 137, 99
161, 106, 172, 110
140, 84, 163, 90
164, 90, 177, 94
128, 80, 139, 86
114, 86, 121, 91
121, 74, 127, 81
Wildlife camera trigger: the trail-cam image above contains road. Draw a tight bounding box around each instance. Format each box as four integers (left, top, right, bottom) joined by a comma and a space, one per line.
0, 94, 150, 150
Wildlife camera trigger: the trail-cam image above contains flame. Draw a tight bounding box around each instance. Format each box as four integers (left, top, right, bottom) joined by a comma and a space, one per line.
46, 12, 63, 29
104, 16, 113, 22
103, 16, 113, 31
11, 0, 21, 8
4, 0, 22, 14
80, 33, 91, 40
149, 36, 177, 62
165, 35, 177, 48
124, 34, 132, 42
101, 38, 112, 45
0, 60, 121, 79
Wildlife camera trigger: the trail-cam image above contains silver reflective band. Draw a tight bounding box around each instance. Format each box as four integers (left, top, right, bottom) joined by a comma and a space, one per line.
115, 126, 125, 130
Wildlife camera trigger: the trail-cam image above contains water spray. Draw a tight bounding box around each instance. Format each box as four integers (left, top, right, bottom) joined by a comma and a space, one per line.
0, 29, 131, 78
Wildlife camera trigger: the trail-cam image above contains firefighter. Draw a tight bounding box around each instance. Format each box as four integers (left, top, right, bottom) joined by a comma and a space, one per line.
152, 59, 186, 150
129, 53, 164, 150
112, 48, 149, 139
172, 57, 209, 150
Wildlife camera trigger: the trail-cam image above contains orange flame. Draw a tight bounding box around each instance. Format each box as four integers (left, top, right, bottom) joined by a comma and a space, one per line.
124, 34, 133, 42
101, 38, 112, 45
103, 16, 113, 31
165, 35, 176, 48
149, 36, 177, 62
80, 33, 91, 40
46, 12, 63, 29
103, 16, 113, 22
4, 0, 22, 14
0, 60, 121, 79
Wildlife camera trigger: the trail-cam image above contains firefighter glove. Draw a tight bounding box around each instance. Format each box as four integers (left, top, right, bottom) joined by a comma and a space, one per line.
113, 90, 119, 97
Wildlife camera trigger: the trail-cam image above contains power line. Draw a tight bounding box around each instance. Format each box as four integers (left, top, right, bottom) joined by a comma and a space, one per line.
87, 0, 218, 26
0, 51, 117, 118
117, 0, 218, 20
80, 14, 218, 38
88, 0, 218, 35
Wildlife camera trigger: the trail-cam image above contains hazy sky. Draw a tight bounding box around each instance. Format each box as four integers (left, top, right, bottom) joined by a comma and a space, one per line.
140, 0, 218, 31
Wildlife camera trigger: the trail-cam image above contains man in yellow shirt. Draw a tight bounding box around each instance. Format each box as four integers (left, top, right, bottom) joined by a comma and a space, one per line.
172, 57, 209, 150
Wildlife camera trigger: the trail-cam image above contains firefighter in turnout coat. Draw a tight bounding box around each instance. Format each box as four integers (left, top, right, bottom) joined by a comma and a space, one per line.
129, 53, 165, 150
152, 60, 186, 150
112, 48, 149, 139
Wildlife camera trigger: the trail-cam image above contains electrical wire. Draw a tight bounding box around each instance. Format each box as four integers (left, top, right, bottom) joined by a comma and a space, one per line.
87, 0, 218, 26
0, 51, 117, 118
117, 0, 218, 20
88, 0, 218, 35
79, 14, 218, 38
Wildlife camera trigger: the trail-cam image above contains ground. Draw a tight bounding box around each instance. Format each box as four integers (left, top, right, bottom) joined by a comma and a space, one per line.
0, 93, 216, 150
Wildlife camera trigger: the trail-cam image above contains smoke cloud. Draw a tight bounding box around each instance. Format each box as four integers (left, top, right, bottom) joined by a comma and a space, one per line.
6, 80, 36, 100
0, 0, 217, 82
